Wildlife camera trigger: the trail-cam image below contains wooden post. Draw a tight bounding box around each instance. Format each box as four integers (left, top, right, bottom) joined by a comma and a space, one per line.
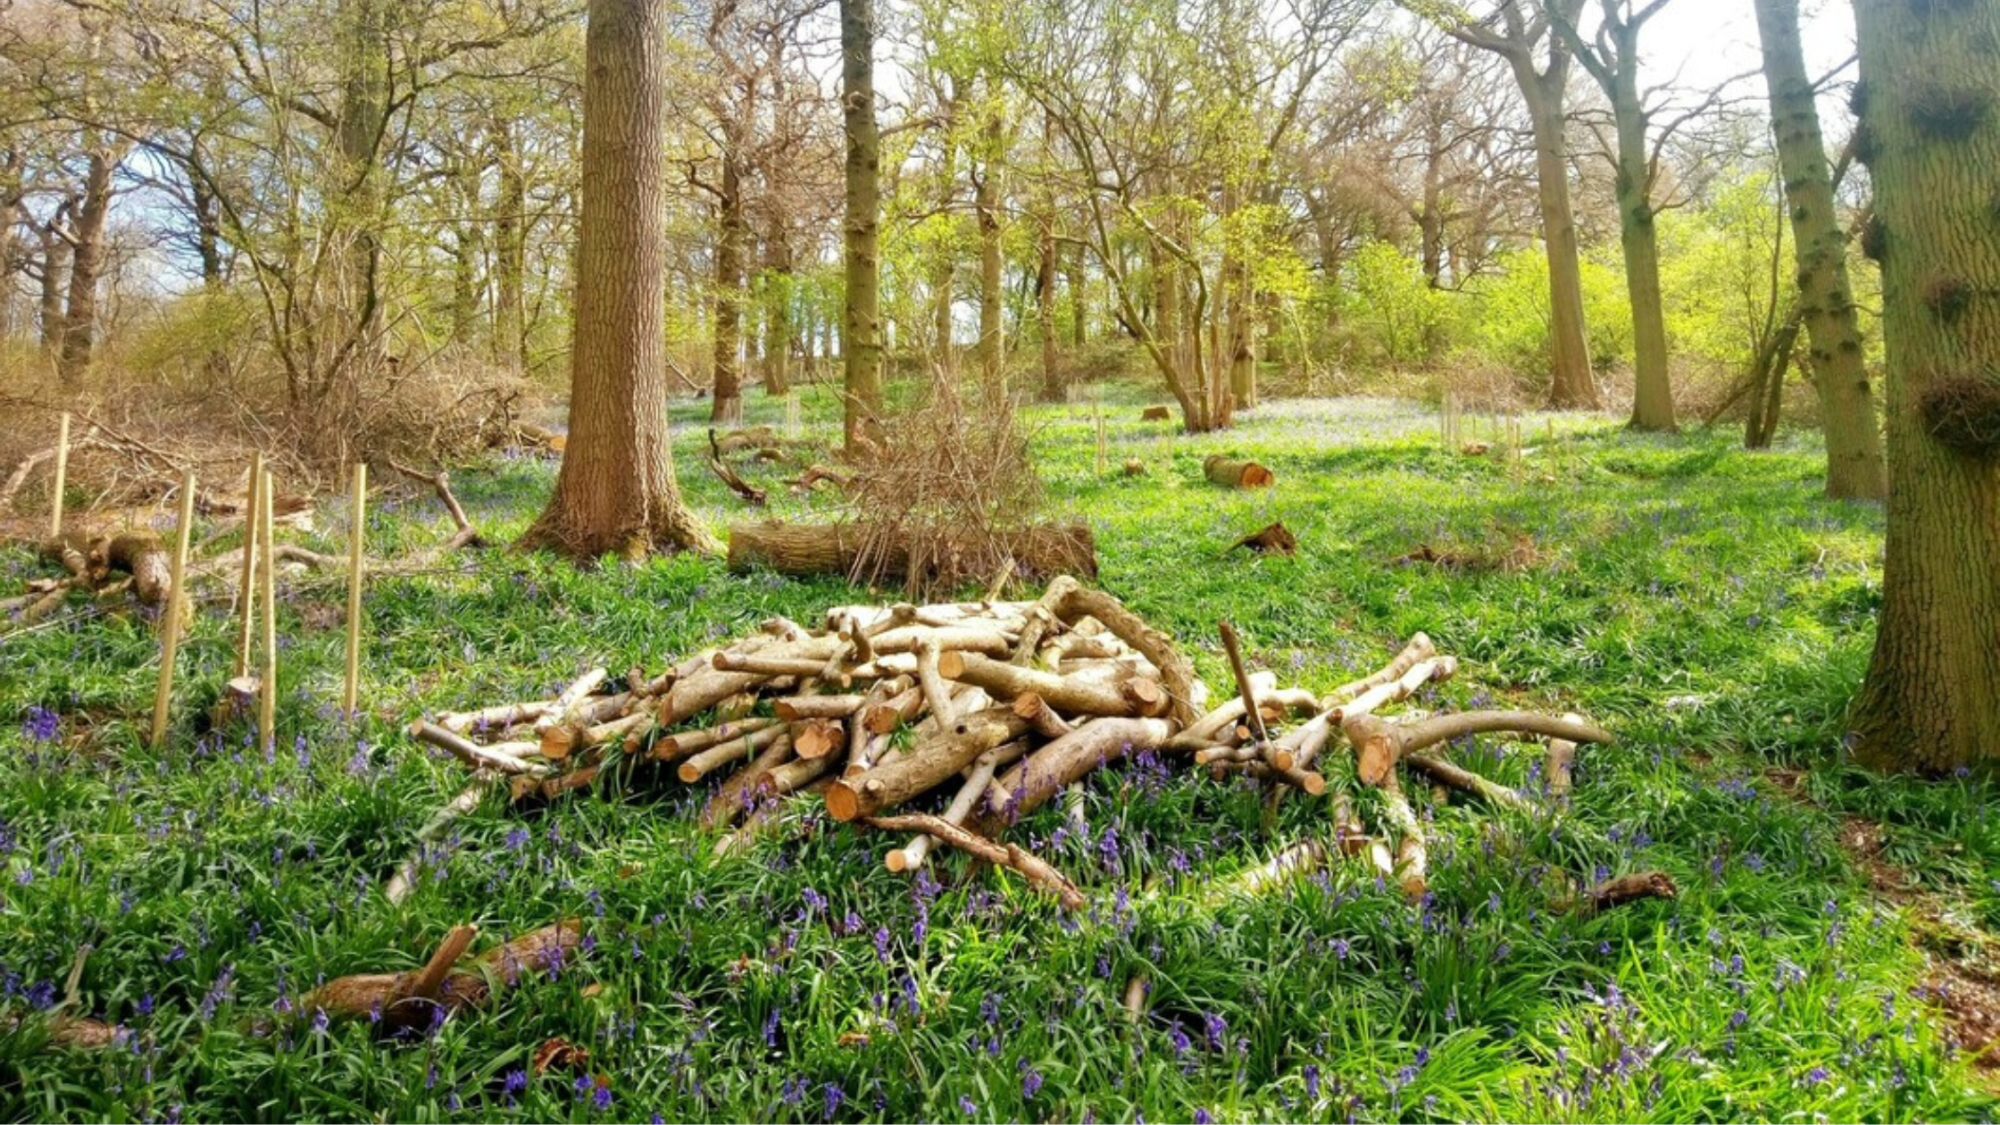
258, 467, 278, 754
148, 470, 198, 748
342, 462, 367, 718
48, 412, 70, 539
233, 451, 264, 679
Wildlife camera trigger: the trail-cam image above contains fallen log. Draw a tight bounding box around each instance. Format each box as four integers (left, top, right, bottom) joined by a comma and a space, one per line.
706, 429, 768, 506
304, 921, 582, 1032
1548, 712, 1584, 797
91, 533, 172, 607
1203, 455, 1274, 489
1324, 633, 1436, 708
1048, 582, 1202, 728
1140, 406, 1172, 422
885, 743, 1015, 873
726, 520, 1099, 582
1229, 522, 1298, 556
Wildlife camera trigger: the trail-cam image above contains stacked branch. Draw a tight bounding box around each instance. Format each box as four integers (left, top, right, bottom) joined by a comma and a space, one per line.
412, 577, 1667, 916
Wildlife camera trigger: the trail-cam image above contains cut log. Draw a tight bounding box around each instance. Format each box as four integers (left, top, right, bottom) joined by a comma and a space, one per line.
937, 650, 1163, 718
408, 721, 547, 777
1049, 584, 1203, 728
1406, 753, 1535, 813
1563, 870, 1679, 915
726, 521, 1099, 582
863, 813, 1084, 910
792, 717, 847, 760
1331, 656, 1456, 722
1378, 773, 1426, 898
698, 734, 796, 831
678, 722, 789, 783
1348, 710, 1613, 788
885, 743, 1012, 873
773, 693, 867, 721
1202, 455, 1274, 489
1324, 633, 1436, 708
440, 701, 554, 736
1548, 712, 1583, 797
979, 717, 1175, 827
652, 717, 778, 760
1122, 458, 1147, 476
826, 708, 1030, 821
1140, 405, 1172, 421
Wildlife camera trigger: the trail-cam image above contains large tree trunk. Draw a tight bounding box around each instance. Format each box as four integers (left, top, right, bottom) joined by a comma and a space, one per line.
1847, 0, 2000, 772
1066, 245, 1087, 347
711, 146, 746, 425
1754, 0, 1887, 500
57, 145, 118, 385
839, 0, 884, 452
1615, 88, 1675, 432
518, 0, 717, 560
1519, 84, 1597, 409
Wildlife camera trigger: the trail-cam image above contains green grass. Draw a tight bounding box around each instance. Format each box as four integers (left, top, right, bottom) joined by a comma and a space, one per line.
1, 384, 1994, 1123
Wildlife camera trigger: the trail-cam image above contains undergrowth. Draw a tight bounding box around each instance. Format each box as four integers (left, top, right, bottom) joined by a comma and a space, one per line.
0, 384, 1992, 1122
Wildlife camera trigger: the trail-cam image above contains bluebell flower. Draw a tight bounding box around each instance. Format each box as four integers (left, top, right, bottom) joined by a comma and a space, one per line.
823, 1082, 845, 1118
1021, 1067, 1043, 1099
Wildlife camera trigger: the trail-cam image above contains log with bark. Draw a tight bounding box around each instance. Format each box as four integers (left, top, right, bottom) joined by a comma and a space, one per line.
1203, 454, 1275, 489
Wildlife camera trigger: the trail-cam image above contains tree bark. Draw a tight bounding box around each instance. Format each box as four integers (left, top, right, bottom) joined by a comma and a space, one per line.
1521, 87, 1596, 409
976, 105, 1006, 404
1754, 0, 1887, 500
1848, 0, 2000, 772
491, 119, 527, 372
38, 223, 68, 353
711, 145, 746, 424
57, 146, 119, 386
760, 230, 793, 397
517, 0, 717, 559
1614, 78, 1675, 432
839, 0, 884, 451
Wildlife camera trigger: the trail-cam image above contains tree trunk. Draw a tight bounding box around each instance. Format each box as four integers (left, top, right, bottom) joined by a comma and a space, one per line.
839, 0, 884, 452
711, 146, 746, 424
491, 119, 527, 372
1516, 71, 1597, 409
1847, 0, 2000, 772
57, 146, 118, 385
38, 223, 68, 353
976, 109, 1005, 404
517, 0, 717, 560
1066, 244, 1087, 347
1616, 102, 1676, 431
1037, 197, 1061, 401
1754, 0, 1887, 500
761, 235, 793, 397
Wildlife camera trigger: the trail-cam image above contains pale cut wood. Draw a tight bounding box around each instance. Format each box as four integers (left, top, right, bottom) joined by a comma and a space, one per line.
678, 722, 789, 783
937, 650, 1163, 718
440, 701, 554, 736
826, 708, 1030, 821
1379, 772, 1426, 898
1323, 633, 1436, 708
409, 721, 548, 776
1348, 710, 1613, 788
47, 412, 68, 540
258, 468, 277, 754
698, 733, 795, 831
979, 717, 1175, 827
148, 471, 198, 748
1205, 839, 1327, 902
232, 454, 264, 678
1330, 655, 1456, 722
772, 693, 867, 721
864, 812, 1084, 910
792, 717, 846, 760
1548, 712, 1583, 796
1406, 753, 1536, 813
385, 775, 492, 905
1050, 585, 1202, 728
886, 743, 1012, 873
917, 638, 958, 726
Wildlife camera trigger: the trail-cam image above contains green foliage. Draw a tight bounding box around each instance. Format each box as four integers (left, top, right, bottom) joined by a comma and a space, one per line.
0, 394, 1991, 1122
1342, 240, 1457, 368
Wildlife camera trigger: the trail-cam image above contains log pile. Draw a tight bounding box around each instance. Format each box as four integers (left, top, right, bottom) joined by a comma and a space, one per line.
410, 576, 1668, 913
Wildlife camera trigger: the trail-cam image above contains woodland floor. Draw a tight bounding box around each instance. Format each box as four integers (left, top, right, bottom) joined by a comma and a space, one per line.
1, 385, 1997, 1122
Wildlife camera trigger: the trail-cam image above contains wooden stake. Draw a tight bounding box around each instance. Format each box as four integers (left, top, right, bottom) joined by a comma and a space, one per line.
148, 471, 198, 748
233, 451, 264, 678
342, 462, 367, 718
258, 467, 278, 754
47, 412, 69, 539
